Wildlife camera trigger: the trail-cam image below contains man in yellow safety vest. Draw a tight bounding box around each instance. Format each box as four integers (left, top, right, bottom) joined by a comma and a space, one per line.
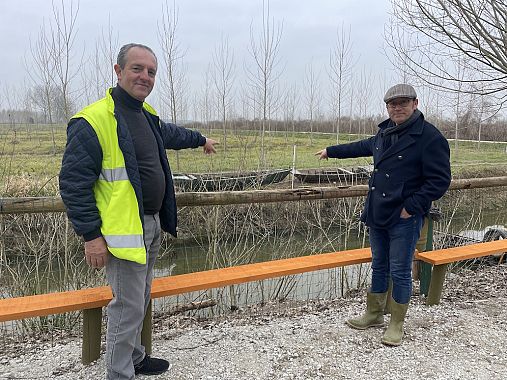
60, 43, 218, 379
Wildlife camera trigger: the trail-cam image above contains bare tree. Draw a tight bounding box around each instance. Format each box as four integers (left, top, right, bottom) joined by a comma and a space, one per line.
2, 85, 24, 123
453, 57, 466, 155
98, 17, 119, 89
329, 24, 355, 144
83, 18, 119, 103
356, 68, 374, 136
472, 78, 498, 149
348, 73, 355, 134
245, 0, 284, 166
158, 0, 187, 170
25, 15, 64, 155
387, 0, 507, 107
211, 35, 235, 154
282, 83, 299, 143
27, 85, 59, 123
201, 65, 213, 135
26, 21, 56, 124
303, 61, 322, 144
48, 0, 81, 122
158, 1, 186, 123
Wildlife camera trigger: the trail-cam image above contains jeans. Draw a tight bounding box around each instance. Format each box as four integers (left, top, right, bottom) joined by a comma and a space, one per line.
369, 215, 423, 304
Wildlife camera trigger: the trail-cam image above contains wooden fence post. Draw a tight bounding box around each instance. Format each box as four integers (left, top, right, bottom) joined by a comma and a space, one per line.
426, 264, 448, 306
141, 300, 152, 355
419, 217, 433, 296
82, 307, 102, 364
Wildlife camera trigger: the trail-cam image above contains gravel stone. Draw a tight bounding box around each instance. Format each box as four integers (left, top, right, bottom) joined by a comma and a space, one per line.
0, 264, 506, 379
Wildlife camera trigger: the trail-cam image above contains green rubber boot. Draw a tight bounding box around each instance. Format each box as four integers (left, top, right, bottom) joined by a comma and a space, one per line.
384, 280, 393, 315
346, 292, 387, 330
381, 298, 409, 346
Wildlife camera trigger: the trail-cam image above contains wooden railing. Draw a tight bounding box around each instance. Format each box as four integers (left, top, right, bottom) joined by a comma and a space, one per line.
1, 176, 507, 214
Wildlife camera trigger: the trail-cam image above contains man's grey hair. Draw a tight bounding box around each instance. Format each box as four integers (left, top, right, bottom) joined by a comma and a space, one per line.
117, 43, 158, 68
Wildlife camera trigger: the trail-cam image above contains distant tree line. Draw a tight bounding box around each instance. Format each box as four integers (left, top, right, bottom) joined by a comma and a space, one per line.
2, 109, 507, 144
2, 0, 507, 150
189, 113, 507, 143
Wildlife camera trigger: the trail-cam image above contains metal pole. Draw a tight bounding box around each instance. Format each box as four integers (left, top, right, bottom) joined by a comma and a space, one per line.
291, 144, 296, 190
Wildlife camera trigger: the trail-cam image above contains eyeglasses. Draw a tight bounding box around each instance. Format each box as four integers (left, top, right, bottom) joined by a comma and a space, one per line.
386, 98, 413, 109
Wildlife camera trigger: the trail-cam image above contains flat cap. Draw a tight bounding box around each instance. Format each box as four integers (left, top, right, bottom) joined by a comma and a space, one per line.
383, 84, 417, 103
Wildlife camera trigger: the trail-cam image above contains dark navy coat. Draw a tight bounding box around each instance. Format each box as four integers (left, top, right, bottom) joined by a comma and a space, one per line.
326, 113, 451, 229
59, 108, 206, 241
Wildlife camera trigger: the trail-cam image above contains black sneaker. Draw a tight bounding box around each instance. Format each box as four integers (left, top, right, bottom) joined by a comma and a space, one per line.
134, 355, 171, 376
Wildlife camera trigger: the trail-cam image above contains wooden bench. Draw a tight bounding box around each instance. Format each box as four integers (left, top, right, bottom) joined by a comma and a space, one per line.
0, 247, 372, 364
415, 239, 507, 306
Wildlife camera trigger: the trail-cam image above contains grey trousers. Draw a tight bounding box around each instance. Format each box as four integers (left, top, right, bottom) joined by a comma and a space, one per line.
105, 214, 161, 380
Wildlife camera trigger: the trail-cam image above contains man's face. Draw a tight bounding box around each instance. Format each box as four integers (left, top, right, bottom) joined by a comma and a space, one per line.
114, 47, 157, 102
386, 98, 418, 125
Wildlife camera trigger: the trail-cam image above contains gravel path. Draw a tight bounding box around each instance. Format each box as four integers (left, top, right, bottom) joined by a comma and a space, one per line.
1, 264, 506, 380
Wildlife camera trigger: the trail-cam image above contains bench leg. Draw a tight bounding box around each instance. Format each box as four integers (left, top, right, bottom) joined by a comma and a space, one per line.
141, 300, 152, 355
417, 217, 433, 296
82, 307, 102, 365
426, 264, 447, 306
419, 262, 433, 296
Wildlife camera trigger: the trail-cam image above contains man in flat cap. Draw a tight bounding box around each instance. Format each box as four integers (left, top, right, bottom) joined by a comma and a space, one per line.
316, 84, 451, 345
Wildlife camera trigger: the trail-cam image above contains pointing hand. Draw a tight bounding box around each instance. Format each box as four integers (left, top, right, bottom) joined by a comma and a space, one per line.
315, 149, 328, 160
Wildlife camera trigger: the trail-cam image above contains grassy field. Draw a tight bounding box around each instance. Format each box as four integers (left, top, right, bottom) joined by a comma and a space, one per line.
1, 123, 507, 196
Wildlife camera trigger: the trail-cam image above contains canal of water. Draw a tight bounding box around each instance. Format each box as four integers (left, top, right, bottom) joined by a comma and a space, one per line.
1, 206, 506, 313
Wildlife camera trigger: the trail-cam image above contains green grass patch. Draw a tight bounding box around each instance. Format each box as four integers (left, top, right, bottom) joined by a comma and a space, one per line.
1, 123, 507, 194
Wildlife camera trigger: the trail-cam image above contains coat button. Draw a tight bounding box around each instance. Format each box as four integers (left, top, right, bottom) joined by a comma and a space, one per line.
374, 168, 379, 172
385, 173, 390, 178
376, 147, 379, 150
382, 193, 386, 197
398, 155, 403, 160
371, 186, 376, 190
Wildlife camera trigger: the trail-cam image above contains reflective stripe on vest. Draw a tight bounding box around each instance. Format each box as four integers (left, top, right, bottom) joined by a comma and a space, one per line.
104, 234, 145, 249
100, 167, 129, 182
71, 88, 160, 264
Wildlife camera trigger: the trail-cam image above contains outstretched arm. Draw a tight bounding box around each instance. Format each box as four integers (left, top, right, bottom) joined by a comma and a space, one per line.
160, 120, 207, 150
316, 137, 375, 161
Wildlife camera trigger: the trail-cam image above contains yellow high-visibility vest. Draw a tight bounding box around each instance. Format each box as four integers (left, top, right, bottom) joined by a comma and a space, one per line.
72, 88, 159, 264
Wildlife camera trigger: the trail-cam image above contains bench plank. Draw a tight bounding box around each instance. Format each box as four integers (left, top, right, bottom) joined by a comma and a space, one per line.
0, 286, 112, 322
415, 239, 507, 306
415, 239, 507, 265
150, 248, 372, 298
0, 248, 372, 322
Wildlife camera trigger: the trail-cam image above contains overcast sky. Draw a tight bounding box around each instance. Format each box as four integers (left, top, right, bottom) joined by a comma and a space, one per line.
0, 0, 397, 117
